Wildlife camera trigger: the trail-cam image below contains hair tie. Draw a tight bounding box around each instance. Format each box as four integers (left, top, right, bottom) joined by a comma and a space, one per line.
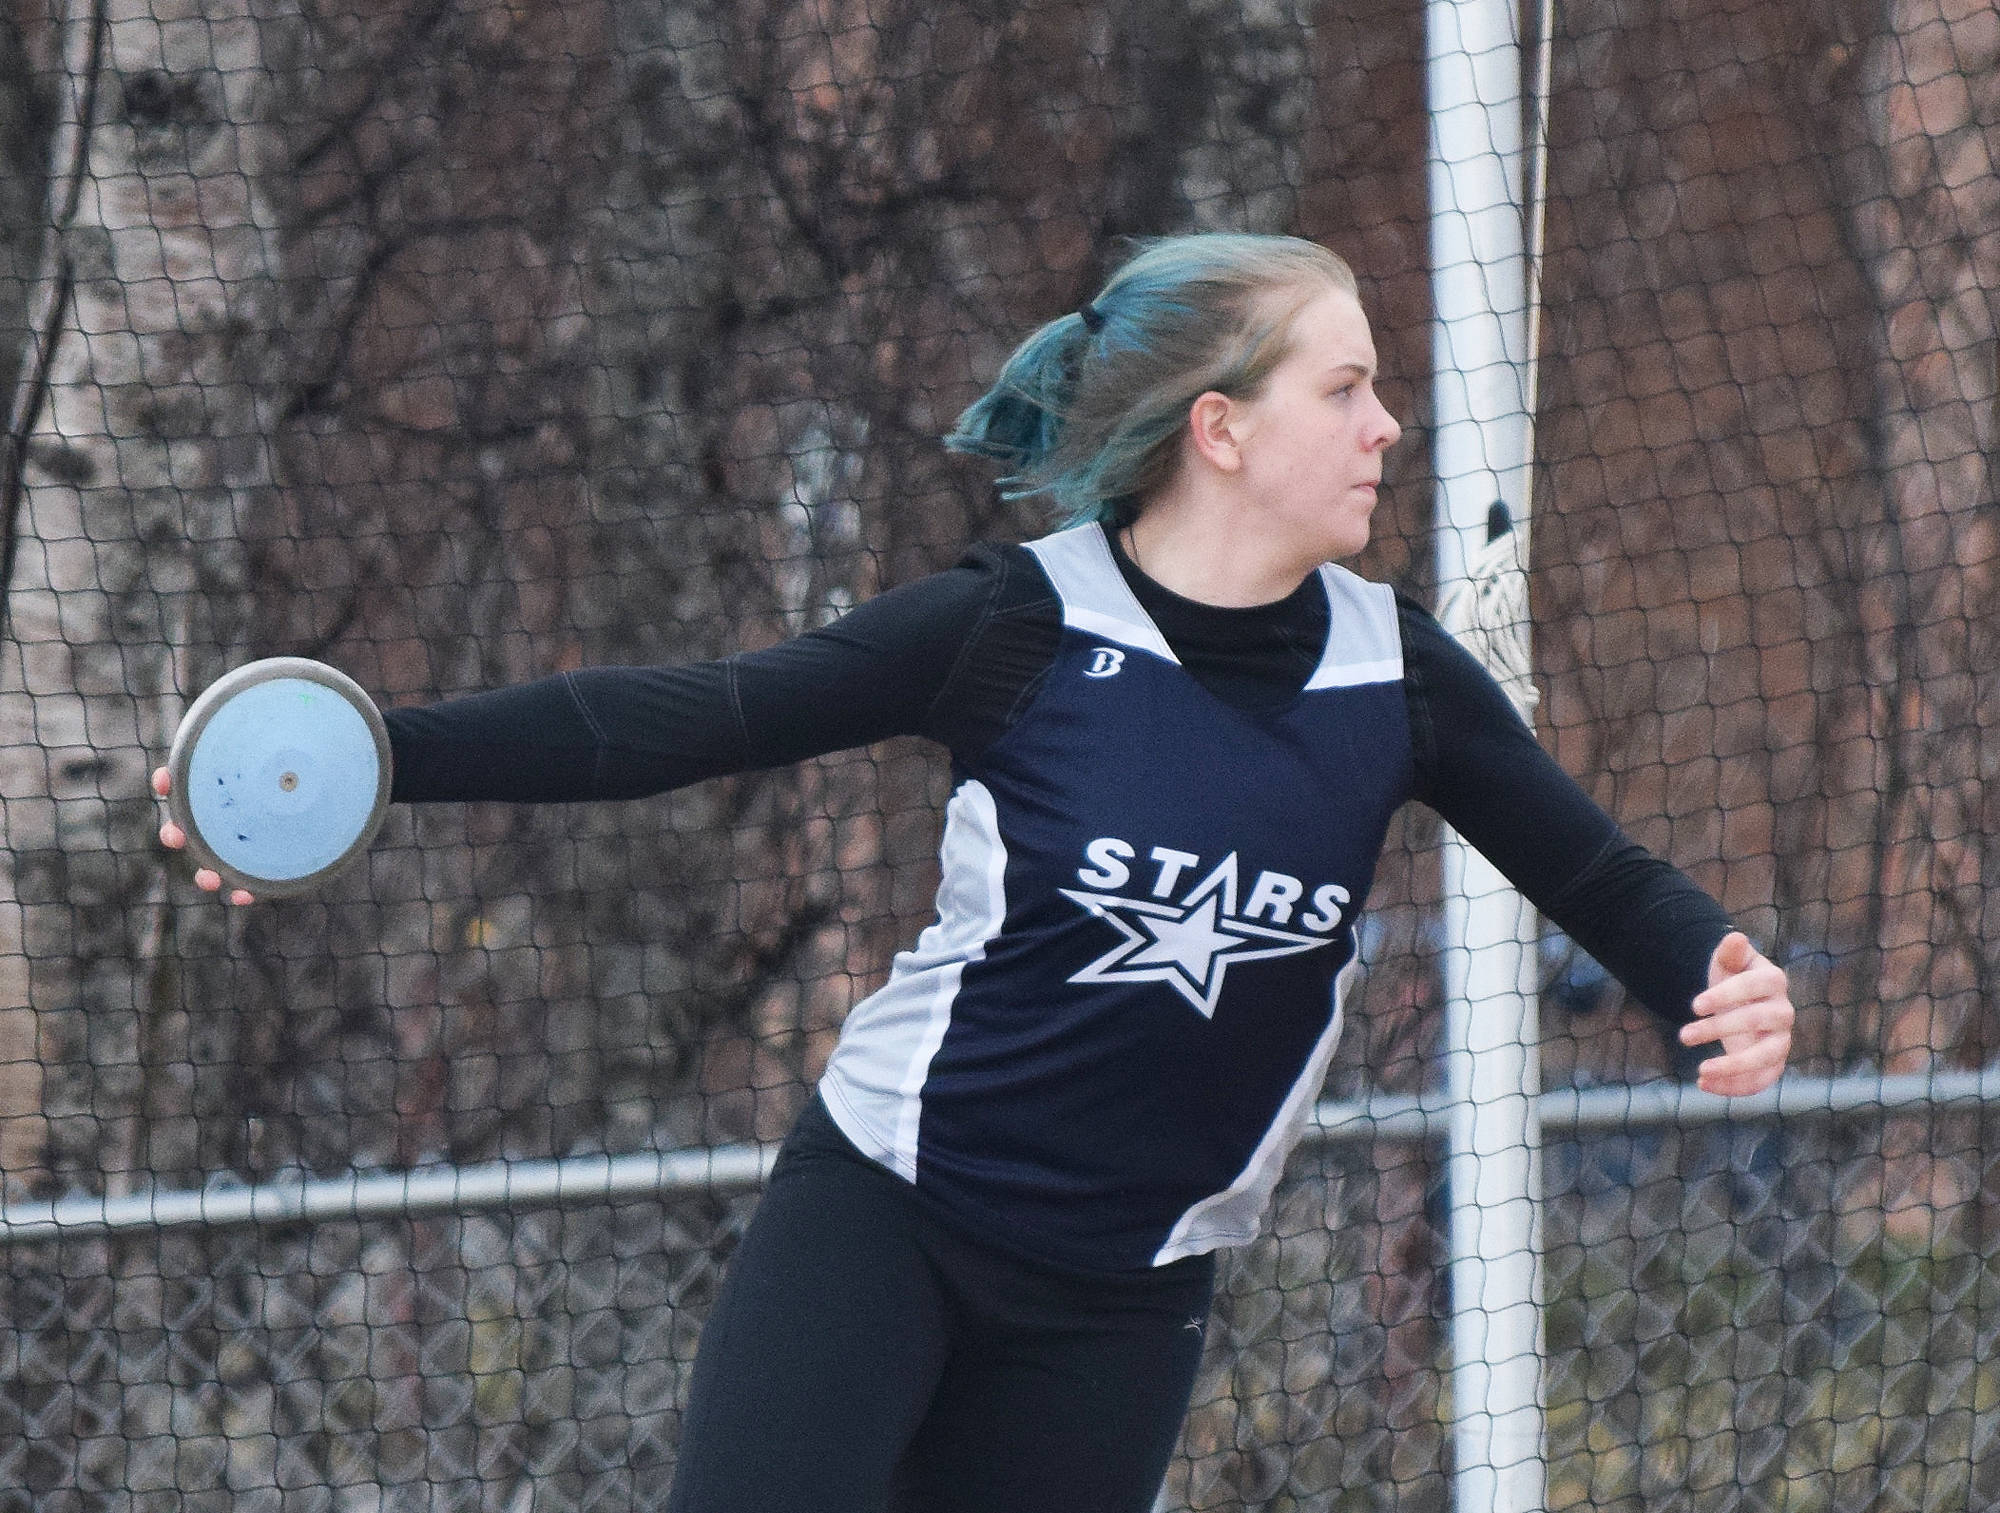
1078, 302, 1106, 333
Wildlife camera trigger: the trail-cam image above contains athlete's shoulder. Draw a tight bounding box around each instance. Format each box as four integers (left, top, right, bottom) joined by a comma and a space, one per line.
1391, 587, 1459, 665
834, 541, 1054, 647
1391, 588, 1506, 686
905, 540, 1063, 759
951, 539, 1063, 621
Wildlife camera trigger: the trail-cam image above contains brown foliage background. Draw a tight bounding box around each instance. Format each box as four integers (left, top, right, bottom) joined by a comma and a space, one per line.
0, 0, 1996, 1507
3, 0, 1987, 1184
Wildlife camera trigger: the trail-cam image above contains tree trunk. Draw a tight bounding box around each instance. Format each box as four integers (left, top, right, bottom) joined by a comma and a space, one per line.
0, 0, 275, 1193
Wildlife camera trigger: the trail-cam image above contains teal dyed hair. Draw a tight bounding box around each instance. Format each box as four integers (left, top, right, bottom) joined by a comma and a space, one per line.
944, 234, 1359, 526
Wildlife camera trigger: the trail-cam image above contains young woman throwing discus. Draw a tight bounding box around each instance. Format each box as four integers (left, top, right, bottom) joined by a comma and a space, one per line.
159, 233, 1794, 1512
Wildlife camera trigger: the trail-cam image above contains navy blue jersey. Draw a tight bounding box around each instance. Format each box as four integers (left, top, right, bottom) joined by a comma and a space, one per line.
385, 525, 1733, 1265
819, 525, 1413, 1269
386, 539, 1728, 1044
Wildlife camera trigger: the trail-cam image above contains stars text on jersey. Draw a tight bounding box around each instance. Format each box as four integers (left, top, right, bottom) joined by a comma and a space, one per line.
1060, 840, 1350, 1017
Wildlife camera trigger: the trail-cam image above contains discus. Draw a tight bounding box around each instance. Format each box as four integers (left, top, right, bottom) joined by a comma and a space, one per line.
165, 658, 392, 897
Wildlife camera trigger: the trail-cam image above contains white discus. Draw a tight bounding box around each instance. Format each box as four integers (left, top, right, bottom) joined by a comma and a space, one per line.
165, 658, 392, 897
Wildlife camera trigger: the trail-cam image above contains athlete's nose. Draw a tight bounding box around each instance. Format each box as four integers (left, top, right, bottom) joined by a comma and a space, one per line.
1367, 395, 1402, 451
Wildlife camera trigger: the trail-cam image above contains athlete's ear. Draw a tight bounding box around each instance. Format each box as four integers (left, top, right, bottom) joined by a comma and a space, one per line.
1186, 391, 1246, 474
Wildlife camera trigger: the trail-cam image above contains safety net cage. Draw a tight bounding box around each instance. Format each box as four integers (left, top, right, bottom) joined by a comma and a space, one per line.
0, 0, 1995, 1509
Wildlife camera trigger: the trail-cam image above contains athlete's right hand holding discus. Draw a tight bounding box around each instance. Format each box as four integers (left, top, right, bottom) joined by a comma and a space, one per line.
153, 768, 257, 906
154, 655, 391, 904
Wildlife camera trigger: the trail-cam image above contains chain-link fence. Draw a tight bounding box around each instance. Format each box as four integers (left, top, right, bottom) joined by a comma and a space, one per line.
1, 0, 1997, 1506
0, 1100, 1994, 1511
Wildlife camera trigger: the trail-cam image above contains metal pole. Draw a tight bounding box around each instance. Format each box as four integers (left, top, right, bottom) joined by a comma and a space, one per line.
1426, 1, 1542, 1510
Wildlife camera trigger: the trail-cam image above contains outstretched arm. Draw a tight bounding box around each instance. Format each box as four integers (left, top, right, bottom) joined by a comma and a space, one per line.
156, 548, 1032, 901
382, 559, 1003, 802
1404, 598, 1794, 1094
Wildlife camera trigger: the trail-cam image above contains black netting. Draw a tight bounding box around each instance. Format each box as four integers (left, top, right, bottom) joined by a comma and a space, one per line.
0, 0, 1994, 1507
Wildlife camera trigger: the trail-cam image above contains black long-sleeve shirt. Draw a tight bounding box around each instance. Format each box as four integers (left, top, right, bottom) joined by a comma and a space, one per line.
385, 536, 1730, 1024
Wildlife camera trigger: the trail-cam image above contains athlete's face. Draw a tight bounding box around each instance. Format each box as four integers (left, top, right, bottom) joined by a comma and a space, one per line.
1225, 286, 1401, 562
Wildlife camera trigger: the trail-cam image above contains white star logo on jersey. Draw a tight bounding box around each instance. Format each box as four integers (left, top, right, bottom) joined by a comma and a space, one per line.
1061, 853, 1337, 1018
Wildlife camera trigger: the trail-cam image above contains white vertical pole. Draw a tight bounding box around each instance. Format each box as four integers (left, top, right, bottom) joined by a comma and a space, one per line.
1426, 3, 1545, 1513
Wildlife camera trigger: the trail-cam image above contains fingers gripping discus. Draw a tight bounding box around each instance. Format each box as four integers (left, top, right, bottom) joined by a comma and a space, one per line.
166, 658, 392, 897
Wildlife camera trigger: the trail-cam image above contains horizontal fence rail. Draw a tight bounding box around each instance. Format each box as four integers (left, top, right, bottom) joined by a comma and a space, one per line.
4, 1065, 1989, 1244
1311, 1062, 2000, 1140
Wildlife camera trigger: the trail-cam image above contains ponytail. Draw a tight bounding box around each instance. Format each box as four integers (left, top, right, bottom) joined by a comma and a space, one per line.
942, 310, 1100, 480
945, 234, 1358, 526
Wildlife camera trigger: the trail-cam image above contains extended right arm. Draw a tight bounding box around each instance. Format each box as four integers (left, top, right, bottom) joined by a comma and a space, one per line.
155, 545, 1058, 897
386, 545, 1039, 803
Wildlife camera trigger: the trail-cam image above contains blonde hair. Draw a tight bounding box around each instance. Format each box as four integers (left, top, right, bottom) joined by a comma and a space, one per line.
945, 234, 1358, 525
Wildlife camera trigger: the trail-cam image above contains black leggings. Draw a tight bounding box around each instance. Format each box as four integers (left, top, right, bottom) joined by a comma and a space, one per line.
665, 1107, 1216, 1513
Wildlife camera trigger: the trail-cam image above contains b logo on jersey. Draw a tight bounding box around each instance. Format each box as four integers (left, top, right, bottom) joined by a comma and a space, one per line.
1085, 647, 1126, 678
1061, 840, 1351, 1018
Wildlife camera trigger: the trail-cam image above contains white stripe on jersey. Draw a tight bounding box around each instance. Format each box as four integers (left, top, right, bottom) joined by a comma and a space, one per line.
820, 778, 1010, 1181
1304, 563, 1403, 689
1150, 957, 1360, 1265
1026, 527, 1180, 664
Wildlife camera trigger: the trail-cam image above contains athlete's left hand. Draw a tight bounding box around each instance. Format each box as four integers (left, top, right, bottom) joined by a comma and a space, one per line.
1679, 931, 1793, 1097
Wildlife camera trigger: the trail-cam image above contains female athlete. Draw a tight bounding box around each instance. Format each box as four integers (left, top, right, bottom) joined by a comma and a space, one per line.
159, 232, 1794, 1512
